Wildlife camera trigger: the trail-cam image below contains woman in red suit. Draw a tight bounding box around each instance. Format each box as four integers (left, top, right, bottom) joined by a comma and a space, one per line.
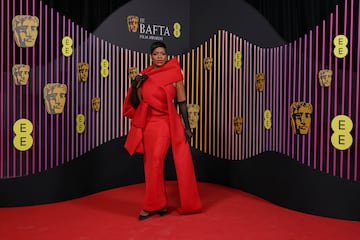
123, 41, 202, 220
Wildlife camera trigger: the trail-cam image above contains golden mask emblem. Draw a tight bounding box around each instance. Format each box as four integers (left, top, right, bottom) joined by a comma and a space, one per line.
91, 97, 101, 112
43, 83, 67, 114
78, 63, 89, 82
233, 117, 243, 135
290, 102, 313, 135
187, 104, 200, 129
12, 15, 39, 48
255, 73, 265, 92
12, 64, 30, 85
127, 15, 139, 33
203, 57, 213, 71
318, 69, 333, 87
128, 67, 139, 81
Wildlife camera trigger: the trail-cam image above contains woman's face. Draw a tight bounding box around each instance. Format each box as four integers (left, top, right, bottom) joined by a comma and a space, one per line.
151, 47, 167, 68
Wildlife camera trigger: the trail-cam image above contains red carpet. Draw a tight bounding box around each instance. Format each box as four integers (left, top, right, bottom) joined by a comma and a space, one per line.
0, 181, 359, 240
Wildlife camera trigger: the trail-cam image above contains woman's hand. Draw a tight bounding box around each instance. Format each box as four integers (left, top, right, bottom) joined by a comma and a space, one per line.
134, 74, 148, 88
185, 128, 193, 142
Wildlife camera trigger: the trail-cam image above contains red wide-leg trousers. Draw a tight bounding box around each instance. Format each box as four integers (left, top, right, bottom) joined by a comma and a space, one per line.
142, 107, 202, 213
142, 109, 170, 211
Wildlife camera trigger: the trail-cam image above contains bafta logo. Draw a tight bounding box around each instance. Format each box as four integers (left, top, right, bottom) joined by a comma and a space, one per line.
78, 63, 89, 82
12, 64, 30, 85
187, 104, 200, 129
255, 73, 265, 92
128, 67, 139, 81
127, 15, 139, 32
318, 69, 333, 87
43, 83, 67, 114
290, 102, 313, 135
91, 97, 101, 112
203, 57, 213, 71
12, 15, 39, 48
233, 117, 243, 135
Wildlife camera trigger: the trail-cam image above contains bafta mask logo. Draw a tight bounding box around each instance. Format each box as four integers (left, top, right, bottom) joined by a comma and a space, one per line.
255, 73, 265, 92
234, 117, 243, 135
12, 15, 39, 48
43, 83, 67, 114
92, 97, 101, 112
318, 69, 333, 87
290, 102, 313, 135
12, 64, 30, 85
187, 104, 200, 129
78, 63, 89, 82
203, 57, 213, 71
128, 67, 139, 81
127, 15, 139, 33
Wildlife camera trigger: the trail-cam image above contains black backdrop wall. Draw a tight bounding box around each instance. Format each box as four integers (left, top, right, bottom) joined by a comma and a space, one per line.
42, 0, 341, 45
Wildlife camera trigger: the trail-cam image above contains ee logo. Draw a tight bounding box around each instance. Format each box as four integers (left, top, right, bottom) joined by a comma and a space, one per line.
333, 35, 348, 59
62, 36, 73, 57
173, 22, 181, 38
76, 114, 86, 134
264, 109, 272, 130
13, 119, 33, 151
234, 51, 242, 69
100, 59, 109, 78
331, 115, 353, 150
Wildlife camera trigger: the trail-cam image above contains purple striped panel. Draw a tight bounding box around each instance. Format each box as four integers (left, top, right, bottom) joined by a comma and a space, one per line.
355, 0, 360, 181
275, 47, 280, 153
6, 0, 9, 177
250, 42, 254, 156
292, 41, 297, 160
269, 48, 273, 151
99, 39, 103, 146
220, 32, 225, 158
229, 34, 234, 159
55, 11, 59, 167
321, 20, 326, 171
339, 0, 348, 178
235, 37, 239, 160
287, 44, 291, 156
0, 0, 4, 177
326, 15, 333, 173
116, 46, 120, 138
244, 41, 248, 158
31, 0, 36, 174
120, 48, 124, 136
333, 6, 339, 176
297, 38, 302, 163
225, 32, 229, 159
49, 7, 54, 169
265, 48, 269, 151
61, 15, 65, 164
303, 35, 308, 166
314, 26, 319, 170
75, 24, 79, 157
11, 0, 15, 176
307, 31, 313, 168
240, 38, 244, 159
346, 0, 353, 180
112, 45, 116, 140
278, 46, 286, 153
282, 46, 286, 154
66, 19, 71, 162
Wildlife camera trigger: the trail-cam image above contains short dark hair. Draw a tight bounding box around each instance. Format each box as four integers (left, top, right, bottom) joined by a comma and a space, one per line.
150, 41, 167, 53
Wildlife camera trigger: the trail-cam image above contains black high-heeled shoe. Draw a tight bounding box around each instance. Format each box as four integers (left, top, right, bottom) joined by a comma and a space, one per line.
157, 208, 168, 216
138, 210, 152, 221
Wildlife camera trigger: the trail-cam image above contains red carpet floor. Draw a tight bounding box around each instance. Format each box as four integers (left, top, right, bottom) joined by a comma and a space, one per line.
0, 181, 359, 240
